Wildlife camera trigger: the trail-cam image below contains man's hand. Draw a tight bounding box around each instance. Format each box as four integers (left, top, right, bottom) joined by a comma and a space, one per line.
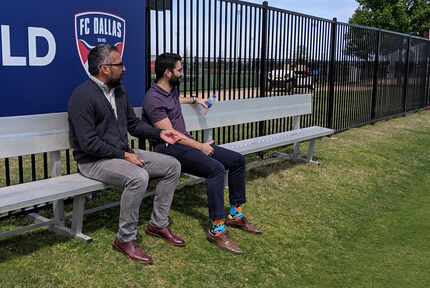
196, 98, 209, 115
199, 140, 215, 156
196, 98, 208, 109
161, 129, 186, 144
124, 152, 144, 167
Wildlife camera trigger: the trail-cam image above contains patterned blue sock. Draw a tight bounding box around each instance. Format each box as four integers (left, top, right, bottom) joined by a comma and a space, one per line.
210, 220, 226, 235
229, 205, 244, 220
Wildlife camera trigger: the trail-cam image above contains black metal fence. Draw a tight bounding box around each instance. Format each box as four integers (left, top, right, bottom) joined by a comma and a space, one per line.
2, 0, 430, 189
148, 0, 430, 133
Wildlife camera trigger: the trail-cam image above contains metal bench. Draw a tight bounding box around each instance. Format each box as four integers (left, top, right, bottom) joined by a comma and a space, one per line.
178, 94, 333, 162
0, 94, 333, 242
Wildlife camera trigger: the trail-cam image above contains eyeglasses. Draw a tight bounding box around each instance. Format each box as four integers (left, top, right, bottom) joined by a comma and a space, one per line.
101, 62, 124, 68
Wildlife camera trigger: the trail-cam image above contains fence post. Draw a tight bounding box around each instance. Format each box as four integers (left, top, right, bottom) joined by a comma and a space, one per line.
327, 17, 337, 129
258, 1, 269, 143
402, 36, 411, 114
371, 29, 381, 121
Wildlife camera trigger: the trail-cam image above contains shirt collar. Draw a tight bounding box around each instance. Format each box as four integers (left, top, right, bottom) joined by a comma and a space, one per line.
152, 82, 177, 97
90, 75, 113, 95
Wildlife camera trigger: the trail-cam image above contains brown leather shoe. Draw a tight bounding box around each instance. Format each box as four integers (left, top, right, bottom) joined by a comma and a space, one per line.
207, 230, 242, 254
112, 239, 153, 265
225, 216, 263, 234
145, 223, 186, 247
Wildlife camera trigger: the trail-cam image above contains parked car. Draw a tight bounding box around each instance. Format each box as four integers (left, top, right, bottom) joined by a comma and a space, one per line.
294, 68, 314, 90
268, 65, 315, 93
267, 69, 297, 93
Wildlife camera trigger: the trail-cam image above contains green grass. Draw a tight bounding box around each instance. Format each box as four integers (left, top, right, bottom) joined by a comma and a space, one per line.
1, 110, 430, 287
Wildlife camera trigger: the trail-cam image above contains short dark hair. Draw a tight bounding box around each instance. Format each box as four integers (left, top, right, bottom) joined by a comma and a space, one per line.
87, 44, 118, 76
155, 53, 182, 82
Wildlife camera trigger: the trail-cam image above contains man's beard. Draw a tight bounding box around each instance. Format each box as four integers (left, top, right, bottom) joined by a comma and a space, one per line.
106, 76, 122, 89
169, 76, 181, 87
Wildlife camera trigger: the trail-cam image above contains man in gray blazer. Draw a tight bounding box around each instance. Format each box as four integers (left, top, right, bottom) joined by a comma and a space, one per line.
68, 44, 185, 265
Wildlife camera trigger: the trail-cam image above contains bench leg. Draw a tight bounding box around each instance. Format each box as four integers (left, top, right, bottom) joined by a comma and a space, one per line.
27, 212, 90, 242
272, 140, 306, 163
70, 195, 92, 242
27, 212, 69, 236
53, 200, 65, 226
28, 200, 65, 228
271, 140, 320, 165
293, 142, 301, 160
4, 208, 91, 242
272, 151, 307, 164
50, 196, 92, 242
31, 213, 73, 238
306, 139, 320, 165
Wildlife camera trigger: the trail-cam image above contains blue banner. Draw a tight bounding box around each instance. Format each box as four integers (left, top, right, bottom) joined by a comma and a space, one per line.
1, 1, 147, 117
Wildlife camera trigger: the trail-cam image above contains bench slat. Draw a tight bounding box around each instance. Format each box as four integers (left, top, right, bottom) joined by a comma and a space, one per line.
221, 126, 334, 155
0, 174, 106, 214
0, 112, 68, 135
180, 94, 312, 131
0, 131, 69, 158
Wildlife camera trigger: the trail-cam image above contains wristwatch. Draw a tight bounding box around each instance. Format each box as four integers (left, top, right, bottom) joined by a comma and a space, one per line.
191, 96, 197, 104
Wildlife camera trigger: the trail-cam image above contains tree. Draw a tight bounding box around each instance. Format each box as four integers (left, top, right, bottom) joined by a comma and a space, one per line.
345, 1, 430, 61
349, 0, 430, 36
409, 0, 430, 35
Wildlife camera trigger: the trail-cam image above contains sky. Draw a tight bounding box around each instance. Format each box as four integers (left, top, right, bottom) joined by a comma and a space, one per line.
246, 0, 359, 23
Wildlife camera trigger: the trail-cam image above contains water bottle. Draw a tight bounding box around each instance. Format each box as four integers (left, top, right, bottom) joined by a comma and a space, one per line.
207, 93, 217, 108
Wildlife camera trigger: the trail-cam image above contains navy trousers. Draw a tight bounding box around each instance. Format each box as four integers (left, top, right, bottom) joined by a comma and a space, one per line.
155, 143, 246, 220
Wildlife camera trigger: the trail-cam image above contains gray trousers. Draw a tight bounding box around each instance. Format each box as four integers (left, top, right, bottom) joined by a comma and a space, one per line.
78, 149, 181, 242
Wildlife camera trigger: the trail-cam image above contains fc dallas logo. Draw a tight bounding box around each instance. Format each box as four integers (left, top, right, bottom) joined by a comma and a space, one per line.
75, 12, 126, 76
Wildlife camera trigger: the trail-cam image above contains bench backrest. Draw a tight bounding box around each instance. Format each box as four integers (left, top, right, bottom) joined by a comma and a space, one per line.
0, 113, 69, 159
0, 94, 312, 159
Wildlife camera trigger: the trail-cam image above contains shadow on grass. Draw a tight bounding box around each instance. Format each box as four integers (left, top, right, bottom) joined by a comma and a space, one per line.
75, 181, 212, 236
0, 153, 296, 261
0, 228, 70, 262
82, 155, 298, 236
247, 158, 297, 181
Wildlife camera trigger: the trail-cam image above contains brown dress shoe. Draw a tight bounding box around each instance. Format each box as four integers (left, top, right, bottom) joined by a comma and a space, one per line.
112, 239, 153, 265
145, 224, 186, 247
225, 216, 263, 234
207, 231, 242, 254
